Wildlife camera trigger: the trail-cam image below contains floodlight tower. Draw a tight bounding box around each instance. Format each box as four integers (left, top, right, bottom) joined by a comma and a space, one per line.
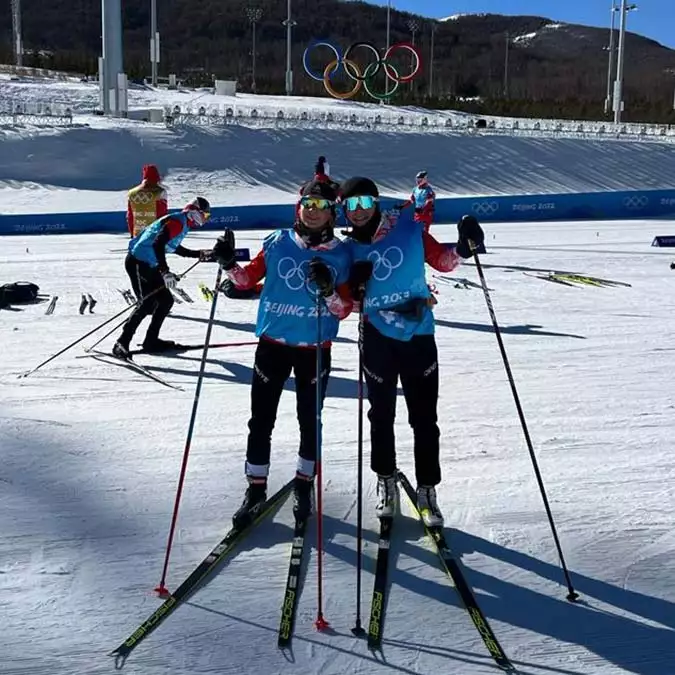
100, 0, 125, 115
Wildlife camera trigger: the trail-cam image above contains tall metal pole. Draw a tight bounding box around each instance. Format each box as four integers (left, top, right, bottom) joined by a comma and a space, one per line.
407, 19, 419, 94
428, 23, 436, 98
604, 1, 617, 114
252, 20, 258, 93
101, 0, 123, 115
150, 0, 158, 87
246, 8, 262, 94
503, 32, 510, 98
613, 0, 628, 124
11, 0, 23, 66
386, 0, 391, 53
282, 0, 295, 96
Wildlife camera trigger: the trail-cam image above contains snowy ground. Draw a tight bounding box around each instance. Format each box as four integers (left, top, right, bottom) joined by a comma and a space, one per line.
2, 218, 675, 674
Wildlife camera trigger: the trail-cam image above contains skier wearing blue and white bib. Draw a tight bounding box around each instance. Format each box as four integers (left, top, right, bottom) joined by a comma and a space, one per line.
340, 176, 485, 527
114, 197, 214, 358
213, 179, 353, 525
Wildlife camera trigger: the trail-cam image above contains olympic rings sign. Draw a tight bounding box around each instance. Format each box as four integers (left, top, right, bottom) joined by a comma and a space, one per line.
302, 41, 422, 101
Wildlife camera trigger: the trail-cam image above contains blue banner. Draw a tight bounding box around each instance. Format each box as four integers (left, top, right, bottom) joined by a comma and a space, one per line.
651, 235, 675, 247
2, 189, 675, 236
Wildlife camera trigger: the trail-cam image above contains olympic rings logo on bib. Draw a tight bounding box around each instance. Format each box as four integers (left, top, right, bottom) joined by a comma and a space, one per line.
367, 246, 404, 281
302, 41, 422, 101
277, 257, 338, 293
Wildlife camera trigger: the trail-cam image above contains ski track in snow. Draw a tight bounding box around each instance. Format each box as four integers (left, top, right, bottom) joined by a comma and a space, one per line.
2, 220, 675, 674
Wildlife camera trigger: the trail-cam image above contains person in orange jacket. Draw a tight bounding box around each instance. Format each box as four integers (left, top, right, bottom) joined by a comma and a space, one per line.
127, 165, 168, 237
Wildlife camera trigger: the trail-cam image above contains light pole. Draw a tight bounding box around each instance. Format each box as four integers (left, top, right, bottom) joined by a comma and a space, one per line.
604, 1, 618, 114
386, 0, 391, 53
503, 31, 509, 98
612, 1, 637, 124
282, 0, 296, 96
407, 18, 419, 94
428, 22, 437, 98
150, 0, 159, 87
11, 0, 22, 66
246, 7, 263, 93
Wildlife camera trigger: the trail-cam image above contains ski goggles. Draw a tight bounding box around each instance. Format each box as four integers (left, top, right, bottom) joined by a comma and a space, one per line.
341, 195, 379, 211
299, 196, 334, 210
187, 209, 210, 227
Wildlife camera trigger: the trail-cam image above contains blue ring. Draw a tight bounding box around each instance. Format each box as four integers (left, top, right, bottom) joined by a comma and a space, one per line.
303, 41, 343, 82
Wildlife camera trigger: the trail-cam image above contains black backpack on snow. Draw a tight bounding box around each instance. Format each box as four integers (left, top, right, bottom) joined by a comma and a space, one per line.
0, 282, 40, 308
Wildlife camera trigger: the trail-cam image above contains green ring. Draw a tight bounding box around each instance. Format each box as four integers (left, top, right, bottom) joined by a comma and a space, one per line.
363, 60, 400, 100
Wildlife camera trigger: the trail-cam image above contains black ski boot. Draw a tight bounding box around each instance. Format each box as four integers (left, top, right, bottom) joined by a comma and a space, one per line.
232, 479, 267, 528
142, 337, 179, 353
112, 341, 131, 360
292, 474, 314, 522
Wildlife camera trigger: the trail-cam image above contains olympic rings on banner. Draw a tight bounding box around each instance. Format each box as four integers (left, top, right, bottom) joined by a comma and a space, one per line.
302, 40, 421, 101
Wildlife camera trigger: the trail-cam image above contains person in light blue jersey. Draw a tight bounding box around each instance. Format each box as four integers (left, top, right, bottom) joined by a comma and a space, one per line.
396, 170, 436, 231
113, 197, 214, 358
340, 176, 484, 527
213, 179, 354, 526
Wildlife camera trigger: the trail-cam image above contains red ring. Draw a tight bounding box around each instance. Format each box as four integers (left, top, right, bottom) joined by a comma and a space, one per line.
383, 42, 421, 83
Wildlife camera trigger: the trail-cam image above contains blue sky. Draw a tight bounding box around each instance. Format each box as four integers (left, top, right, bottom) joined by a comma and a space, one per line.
367, 1, 675, 48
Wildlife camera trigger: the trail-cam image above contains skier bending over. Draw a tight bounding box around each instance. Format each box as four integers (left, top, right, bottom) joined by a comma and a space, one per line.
341, 176, 485, 526
113, 197, 214, 358
213, 179, 353, 525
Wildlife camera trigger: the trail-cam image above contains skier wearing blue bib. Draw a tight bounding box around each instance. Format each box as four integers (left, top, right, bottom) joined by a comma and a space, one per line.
213, 179, 353, 525
340, 176, 485, 527
113, 197, 213, 358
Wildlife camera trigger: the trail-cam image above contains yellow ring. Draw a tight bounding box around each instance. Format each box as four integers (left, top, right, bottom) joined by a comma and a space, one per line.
323, 58, 362, 100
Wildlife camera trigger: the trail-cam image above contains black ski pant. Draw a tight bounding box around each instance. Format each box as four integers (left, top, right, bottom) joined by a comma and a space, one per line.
362, 320, 441, 486
119, 254, 174, 347
246, 339, 331, 478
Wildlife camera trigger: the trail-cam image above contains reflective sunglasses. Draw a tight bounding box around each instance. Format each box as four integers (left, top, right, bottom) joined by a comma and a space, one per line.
342, 195, 379, 211
300, 196, 334, 210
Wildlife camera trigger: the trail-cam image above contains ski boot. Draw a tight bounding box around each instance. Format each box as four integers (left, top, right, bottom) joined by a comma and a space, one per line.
416, 485, 444, 527
375, 473, 398, 519
292, 473, 314, 522
232, 478, 267, 528
142, 337, 180, 353
112, 341, 131, 360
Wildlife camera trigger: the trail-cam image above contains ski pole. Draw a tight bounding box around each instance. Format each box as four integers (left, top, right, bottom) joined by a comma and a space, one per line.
314, 289, 329, 630
19, 260, 202, 378
470, 240, 579, 602
86, 260, 202, 353
155, 265, 223, 596
351, 308, 366, 636
85, 313, 131, 353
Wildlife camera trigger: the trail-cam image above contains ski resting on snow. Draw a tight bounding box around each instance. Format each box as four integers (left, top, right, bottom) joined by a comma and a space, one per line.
398, 470, 515, 672
277, 517, 310, 649
110, 480, 294, 667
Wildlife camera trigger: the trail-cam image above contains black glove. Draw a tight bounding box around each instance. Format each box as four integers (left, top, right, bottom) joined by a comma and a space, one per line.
348, 260, 373, 301
455, 215, 485, 258
199, 249, 216, 262
308, 258, 334, 297
213, 228, 236, 270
